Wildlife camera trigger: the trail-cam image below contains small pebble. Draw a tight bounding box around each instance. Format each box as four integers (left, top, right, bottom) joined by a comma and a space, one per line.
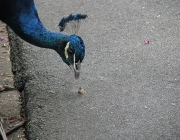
78, 87, 85, 94
144, 106, 148, 109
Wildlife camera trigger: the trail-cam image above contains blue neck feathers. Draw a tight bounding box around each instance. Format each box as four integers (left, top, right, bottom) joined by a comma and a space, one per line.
1, 0, 69, 50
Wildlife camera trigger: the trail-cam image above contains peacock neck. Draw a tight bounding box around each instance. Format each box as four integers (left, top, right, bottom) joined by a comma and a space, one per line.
4, 0, 69, 50
17, 23, 68, 50
9, 17, 68, 51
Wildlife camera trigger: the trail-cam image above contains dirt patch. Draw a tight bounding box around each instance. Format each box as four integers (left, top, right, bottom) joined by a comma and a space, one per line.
0, 22, 26, 140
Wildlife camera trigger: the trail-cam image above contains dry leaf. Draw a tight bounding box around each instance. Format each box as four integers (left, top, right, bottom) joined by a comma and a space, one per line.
0, 30, 4, 33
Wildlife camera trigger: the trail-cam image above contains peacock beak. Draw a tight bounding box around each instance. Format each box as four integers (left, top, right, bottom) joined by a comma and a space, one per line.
74, 60, 81, 79
70, 60, 81, 79
69, 54, 80, 79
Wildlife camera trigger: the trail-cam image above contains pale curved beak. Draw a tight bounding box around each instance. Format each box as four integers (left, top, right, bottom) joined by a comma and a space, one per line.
70, 60, 81, 79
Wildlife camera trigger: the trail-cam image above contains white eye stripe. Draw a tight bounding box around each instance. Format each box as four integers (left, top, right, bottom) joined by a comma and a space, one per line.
65, 42, 70, 59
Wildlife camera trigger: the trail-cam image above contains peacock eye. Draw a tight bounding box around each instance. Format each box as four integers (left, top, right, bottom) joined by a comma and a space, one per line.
67, 48, 74, 55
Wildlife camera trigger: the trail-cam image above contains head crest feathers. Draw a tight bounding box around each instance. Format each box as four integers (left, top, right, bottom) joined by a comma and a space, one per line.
58, 14, 87, 34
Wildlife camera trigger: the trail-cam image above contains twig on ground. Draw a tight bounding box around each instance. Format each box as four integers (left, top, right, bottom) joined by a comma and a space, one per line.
0, 122, 8, 140
6, 119, 26, 136
0, 85, 16, 92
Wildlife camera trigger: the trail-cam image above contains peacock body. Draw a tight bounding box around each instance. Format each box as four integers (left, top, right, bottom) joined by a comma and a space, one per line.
0, 0, 87, 79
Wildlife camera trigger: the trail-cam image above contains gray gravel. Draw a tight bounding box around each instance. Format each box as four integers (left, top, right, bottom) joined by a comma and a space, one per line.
9, 0, 180, 139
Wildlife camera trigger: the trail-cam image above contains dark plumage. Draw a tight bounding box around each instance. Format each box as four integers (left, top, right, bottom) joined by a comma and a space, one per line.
0, 0, 87, 79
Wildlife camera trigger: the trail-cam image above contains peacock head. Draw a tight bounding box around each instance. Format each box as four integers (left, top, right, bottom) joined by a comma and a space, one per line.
62, 34, 85, 79
57, 14, 87, 79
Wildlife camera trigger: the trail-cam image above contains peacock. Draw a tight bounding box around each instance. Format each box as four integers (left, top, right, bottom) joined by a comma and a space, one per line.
0, 0, 87, 79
